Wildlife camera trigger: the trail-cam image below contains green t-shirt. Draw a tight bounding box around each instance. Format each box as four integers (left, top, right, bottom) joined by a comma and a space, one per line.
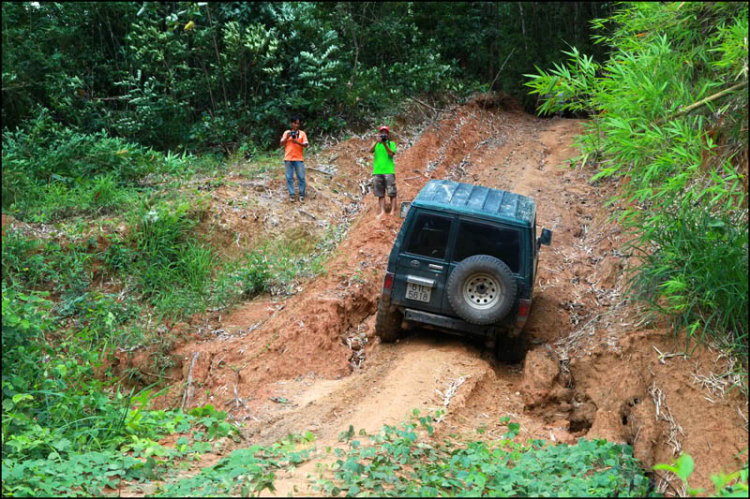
373, 141, 397, 174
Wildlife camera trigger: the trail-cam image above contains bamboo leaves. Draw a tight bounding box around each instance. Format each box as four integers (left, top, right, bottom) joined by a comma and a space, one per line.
526, 2, 749, 358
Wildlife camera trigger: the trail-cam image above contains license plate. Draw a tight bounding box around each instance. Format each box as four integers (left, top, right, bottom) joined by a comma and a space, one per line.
406, 283, 431, 303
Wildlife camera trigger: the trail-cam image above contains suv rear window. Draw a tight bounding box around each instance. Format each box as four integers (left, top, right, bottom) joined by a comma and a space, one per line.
405, 212, 452, 259
453, 220, 521, 272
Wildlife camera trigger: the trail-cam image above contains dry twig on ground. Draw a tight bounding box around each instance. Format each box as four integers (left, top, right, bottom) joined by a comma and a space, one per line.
436, 375, 469, 408
649, 382, 684, 456
181, 352, 200, 411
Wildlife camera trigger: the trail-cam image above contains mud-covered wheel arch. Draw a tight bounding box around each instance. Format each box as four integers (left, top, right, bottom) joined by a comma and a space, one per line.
375, 300, 404, 343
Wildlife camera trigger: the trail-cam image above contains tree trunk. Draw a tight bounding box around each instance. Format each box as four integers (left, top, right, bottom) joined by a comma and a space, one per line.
518, 2, 528, 52
348, 3, 359, 84
205, 4, 228, 109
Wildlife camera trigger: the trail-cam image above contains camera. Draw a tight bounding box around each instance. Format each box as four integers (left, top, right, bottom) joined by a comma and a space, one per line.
380, 134, 388, 142
290, 130, 299, 139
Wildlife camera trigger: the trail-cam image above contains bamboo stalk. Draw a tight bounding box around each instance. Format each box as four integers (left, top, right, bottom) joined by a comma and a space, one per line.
205, 5, 229, 108
655, 81, 747, 126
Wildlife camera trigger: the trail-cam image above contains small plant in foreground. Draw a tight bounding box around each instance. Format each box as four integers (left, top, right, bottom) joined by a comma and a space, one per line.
654, 452, 749, 497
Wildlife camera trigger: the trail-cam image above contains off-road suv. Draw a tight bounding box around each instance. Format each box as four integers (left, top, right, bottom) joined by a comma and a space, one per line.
376, 180, 552, 361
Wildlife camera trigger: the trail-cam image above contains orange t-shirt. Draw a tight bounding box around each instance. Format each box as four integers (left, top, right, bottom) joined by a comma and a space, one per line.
283, 130, 308, 161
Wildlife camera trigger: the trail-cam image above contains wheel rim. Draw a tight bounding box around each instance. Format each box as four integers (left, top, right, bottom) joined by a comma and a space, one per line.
462, 272, 502, 310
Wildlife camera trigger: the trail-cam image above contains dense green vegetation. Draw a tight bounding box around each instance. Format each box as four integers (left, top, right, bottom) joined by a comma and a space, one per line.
527, 1, 748, 360
2, 1, 748, 496
2, 2, 609, 154
315, 413, 651, 497
3, 395, 242, 496
155, 414, 654, 497
1, 143, 347, 496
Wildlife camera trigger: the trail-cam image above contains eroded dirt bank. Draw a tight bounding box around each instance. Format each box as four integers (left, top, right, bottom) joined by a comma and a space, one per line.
119, 95, 747, 495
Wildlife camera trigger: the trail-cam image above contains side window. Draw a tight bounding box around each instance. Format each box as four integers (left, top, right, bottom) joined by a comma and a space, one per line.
405, 212, 452, 260
453, 220, 521, 272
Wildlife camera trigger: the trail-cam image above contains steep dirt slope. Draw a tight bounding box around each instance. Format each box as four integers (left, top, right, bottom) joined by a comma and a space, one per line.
119, 96, 747, 496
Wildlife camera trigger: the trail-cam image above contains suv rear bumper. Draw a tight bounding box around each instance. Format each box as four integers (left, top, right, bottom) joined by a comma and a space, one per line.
403, 308, 520, 338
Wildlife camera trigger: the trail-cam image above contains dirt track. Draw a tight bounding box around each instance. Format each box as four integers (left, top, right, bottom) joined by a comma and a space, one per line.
118, 96, 747, 495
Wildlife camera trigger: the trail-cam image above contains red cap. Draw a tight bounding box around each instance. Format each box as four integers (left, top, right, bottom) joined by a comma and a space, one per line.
379, 126, 389, 132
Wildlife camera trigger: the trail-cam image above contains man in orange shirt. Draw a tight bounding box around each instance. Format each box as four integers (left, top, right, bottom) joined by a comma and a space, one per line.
280, 116, 309, 202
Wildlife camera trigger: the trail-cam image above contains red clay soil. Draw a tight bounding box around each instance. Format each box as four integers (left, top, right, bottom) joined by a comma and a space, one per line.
113, 95, 747, 496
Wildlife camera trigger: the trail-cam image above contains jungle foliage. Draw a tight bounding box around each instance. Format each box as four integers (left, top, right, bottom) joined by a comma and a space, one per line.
527, 1, 749, 360
2, 1, 609, 154
2, 1, 749, 496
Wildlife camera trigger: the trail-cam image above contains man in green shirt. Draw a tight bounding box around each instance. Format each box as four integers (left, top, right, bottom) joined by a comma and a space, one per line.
369, 125, 397, 217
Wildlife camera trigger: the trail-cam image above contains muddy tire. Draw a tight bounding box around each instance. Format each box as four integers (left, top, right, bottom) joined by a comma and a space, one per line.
447, 255, 517, 325
375, 300, 403, 343
495, 333, 527, 363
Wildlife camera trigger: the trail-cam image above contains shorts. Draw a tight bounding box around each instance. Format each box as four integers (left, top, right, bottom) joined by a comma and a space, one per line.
372, 174, 397, 198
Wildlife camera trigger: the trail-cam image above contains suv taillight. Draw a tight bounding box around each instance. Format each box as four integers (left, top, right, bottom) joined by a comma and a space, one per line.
382, 272, 395, 303
516, 299, 531, 327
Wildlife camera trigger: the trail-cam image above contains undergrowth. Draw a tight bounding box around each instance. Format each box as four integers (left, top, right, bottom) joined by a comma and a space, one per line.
153, 433, 315, 497
225, 221, 349, 298
1, 123, 348, 497
142, 411, 747, 497
313, 411, 650, 497
2, 391, 239, 497
655, 452, 748, 497
1, 108, 227, 223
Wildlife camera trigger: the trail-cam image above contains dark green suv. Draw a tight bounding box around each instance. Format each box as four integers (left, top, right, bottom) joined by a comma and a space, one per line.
376, 180, 552, 360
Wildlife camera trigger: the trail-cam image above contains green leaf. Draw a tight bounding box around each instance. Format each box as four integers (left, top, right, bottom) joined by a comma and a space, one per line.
673, 453, 695, 482
52, 438, 71, 452
12, 393, 34, 405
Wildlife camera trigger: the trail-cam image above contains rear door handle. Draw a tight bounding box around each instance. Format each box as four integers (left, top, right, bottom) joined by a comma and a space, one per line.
428, 264, 444, 271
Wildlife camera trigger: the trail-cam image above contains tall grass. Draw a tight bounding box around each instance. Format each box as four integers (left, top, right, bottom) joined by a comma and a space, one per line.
627, 210, 748, 354
124, 198, 215, 317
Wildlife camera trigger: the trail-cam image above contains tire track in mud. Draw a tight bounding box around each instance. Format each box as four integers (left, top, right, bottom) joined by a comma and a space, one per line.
129, 98, 746, 496
149, 99, 503, 418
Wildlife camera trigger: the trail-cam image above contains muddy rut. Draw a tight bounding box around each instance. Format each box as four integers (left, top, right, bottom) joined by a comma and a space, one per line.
118, 96, 747, 495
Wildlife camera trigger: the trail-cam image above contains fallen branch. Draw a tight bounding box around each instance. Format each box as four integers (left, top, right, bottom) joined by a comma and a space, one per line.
652, 470, 687, 498
478, 47, 516, 130
488, 48, 517, 93
649, 382, 684, 456
181, 352, 200, 412
407, 95, 439, 112
233, 383, 244, 409
307, 167, 335, 176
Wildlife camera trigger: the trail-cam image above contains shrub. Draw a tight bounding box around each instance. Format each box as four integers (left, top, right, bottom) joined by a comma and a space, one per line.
238, 253, 272, 296
315, 414, 650, 497
526, 2, 749, 359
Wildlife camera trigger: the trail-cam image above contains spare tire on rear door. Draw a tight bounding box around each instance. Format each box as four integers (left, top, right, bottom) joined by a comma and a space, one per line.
447, 255, 517, 325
